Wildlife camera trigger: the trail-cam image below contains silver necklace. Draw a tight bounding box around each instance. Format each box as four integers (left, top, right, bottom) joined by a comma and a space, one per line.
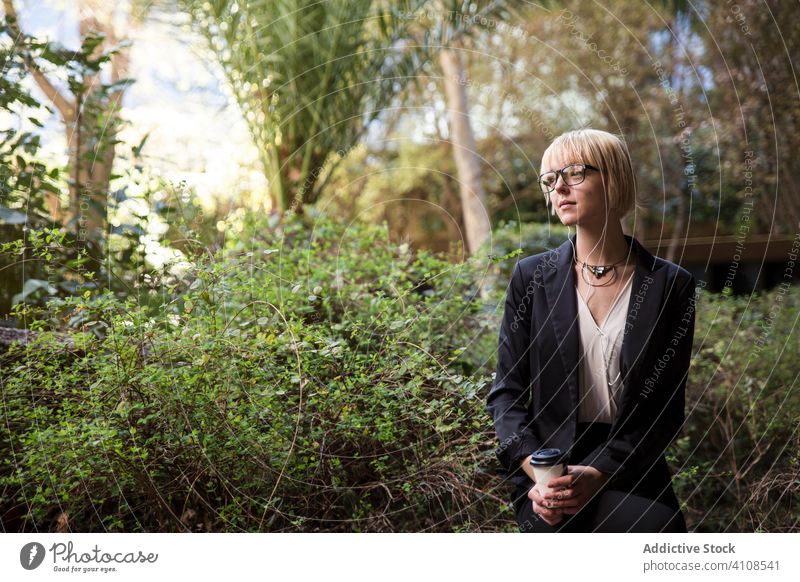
573, 254, 629, 287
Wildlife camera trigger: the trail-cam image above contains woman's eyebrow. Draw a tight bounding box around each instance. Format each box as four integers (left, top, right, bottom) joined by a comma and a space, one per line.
541, 161, 577, 172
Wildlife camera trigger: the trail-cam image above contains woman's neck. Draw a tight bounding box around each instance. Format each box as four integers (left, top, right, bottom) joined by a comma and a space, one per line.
574, 223, 632, 266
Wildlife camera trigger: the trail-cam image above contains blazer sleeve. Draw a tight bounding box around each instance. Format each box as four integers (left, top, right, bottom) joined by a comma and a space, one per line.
486, 261, 541, 479
579, 273, 697, 487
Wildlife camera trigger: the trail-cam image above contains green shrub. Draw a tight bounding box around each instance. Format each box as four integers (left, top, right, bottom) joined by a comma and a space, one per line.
673, 283, 800, 532
0, 210, 514, 532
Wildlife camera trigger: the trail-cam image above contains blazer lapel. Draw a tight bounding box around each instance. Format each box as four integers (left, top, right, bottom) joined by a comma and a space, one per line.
542, 234, 580, 419
542, 232, 666, 431
616, 234, 665, 426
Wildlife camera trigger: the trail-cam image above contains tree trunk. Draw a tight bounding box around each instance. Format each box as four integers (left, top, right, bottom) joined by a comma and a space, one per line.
666, 13, 688, 263
4, 0, 131, 245
439, 45, 491, 257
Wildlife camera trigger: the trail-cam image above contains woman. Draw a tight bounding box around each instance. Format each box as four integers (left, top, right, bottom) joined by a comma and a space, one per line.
486, 128, 696, 532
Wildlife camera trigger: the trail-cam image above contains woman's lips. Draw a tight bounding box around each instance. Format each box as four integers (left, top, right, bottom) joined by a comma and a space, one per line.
559, 202, 575, 209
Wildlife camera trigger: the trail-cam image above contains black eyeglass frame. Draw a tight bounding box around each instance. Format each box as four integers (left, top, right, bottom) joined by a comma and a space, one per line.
538, 163, 601, 194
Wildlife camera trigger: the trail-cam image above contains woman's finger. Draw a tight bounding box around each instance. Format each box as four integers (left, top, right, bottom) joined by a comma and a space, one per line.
544, 487, 574, 500
532, 500, 553, 516
532, 500, 561, 519
558, 491, 591, 514
539, 510, 564, 525
546, 496, 581, 510
535, 502, 563, 525
545, 475, 574, 490
529, 485, 547, 505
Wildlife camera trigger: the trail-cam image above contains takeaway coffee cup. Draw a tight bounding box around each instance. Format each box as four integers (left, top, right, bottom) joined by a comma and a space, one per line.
529, 448, 568, 497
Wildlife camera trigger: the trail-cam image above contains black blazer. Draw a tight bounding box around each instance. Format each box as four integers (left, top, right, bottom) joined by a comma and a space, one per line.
486, 233, 697, 507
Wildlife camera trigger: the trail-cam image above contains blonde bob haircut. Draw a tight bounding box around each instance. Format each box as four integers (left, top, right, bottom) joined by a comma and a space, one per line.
540, 128, 636, 218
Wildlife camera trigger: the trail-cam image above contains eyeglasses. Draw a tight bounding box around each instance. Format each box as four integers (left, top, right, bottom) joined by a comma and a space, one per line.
538, 163, 600, 194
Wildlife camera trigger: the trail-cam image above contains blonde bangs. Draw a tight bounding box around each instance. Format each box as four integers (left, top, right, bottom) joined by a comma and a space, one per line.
540, 129, 635, 217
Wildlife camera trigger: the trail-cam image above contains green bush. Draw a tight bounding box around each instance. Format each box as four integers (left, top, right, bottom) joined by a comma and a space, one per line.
480, 220, 569, 282
0, 210, 514, 532
672, 283, 800, 532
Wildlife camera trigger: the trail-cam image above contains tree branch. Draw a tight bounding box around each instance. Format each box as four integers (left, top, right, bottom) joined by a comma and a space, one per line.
3, 0, 75, 122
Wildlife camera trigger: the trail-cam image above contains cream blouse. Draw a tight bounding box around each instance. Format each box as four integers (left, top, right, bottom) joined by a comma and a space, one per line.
575, 273, 635, 424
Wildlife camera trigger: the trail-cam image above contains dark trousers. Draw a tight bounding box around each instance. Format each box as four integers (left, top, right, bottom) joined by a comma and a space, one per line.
512, 422, 688, 533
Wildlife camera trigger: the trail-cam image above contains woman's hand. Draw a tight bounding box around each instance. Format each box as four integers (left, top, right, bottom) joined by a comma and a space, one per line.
527, 484, 564, 526
541, 465, 610, 515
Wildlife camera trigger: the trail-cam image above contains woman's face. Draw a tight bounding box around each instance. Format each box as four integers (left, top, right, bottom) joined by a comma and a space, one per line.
542, 156, 610, 227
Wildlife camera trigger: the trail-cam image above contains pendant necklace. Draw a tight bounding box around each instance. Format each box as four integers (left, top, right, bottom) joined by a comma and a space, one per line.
573, 253, 631, 287
568, 232, 634, 287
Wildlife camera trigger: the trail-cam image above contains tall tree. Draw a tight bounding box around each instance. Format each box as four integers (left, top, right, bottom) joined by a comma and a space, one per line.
703, 0, 800, 234
431, 0, 523, 255
2, 0, 138, 243
440, 42, 490, 255
381, 0, 524, 255
660, 0, 706, 261
180, 0, 433, 214
180, 0, 517, 254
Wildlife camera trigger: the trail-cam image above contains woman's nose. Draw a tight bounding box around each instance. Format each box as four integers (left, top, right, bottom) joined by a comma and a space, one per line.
554, 173, 570, 192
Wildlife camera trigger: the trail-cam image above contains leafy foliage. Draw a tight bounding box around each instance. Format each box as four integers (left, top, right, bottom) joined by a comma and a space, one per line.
1, 210, 511, 532
672, 284, 800, 532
